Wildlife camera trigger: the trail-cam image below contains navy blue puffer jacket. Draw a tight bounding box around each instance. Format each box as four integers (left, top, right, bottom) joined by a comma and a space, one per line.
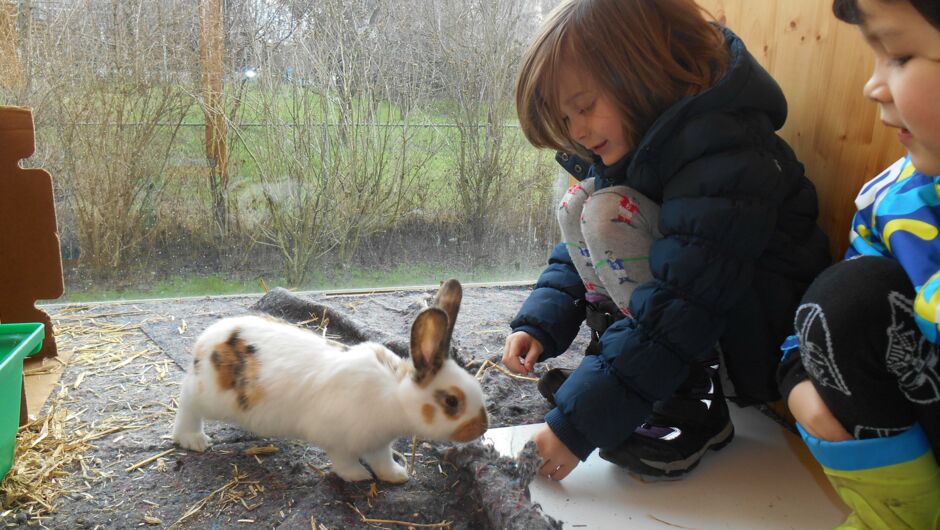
511, 28, 831, 459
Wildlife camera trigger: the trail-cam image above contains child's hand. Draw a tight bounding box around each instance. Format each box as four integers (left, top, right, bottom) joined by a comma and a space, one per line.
533, 425, 579, 481
502, 331, 543, 375
787, 380, 852, 442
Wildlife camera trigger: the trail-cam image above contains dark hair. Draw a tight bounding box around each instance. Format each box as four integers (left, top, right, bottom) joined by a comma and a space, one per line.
515, 0, 728, 159
833, 0, 940, 30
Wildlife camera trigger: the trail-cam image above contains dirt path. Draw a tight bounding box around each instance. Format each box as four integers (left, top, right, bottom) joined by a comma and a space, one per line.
3, 284, 585, 528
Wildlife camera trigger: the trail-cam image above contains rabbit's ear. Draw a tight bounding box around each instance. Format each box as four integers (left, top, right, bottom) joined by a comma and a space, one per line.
410, 307, 449, 384
432, 279, 462, 336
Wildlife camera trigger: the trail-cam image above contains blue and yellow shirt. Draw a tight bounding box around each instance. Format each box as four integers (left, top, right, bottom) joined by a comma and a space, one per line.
847, 155, 940, 343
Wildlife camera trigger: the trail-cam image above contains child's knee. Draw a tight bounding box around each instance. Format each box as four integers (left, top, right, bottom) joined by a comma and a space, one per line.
557, 181, 593, 227
802, 256, 912, 309
581, 186, 657, 235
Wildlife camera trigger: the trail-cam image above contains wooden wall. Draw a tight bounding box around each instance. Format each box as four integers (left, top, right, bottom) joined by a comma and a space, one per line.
697, 0, 904, 258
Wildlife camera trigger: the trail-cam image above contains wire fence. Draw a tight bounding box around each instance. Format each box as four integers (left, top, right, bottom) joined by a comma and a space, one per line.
36, 122, 522, 128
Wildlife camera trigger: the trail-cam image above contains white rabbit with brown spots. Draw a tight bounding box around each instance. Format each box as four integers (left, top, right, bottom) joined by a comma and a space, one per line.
172, 279, 488, 483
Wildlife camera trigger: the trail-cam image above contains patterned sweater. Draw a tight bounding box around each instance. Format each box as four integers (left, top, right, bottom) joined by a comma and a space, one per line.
847, 155, 940, 343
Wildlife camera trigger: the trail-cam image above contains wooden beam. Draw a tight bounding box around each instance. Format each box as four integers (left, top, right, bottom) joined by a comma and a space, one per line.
200, 0, 229, 230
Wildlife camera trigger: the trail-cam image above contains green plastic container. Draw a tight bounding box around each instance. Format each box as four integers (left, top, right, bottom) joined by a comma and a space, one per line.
0, 323, 45, 481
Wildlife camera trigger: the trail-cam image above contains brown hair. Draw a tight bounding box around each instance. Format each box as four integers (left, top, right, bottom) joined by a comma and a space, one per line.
833, 0, 940, 31
516, 0, 729, 159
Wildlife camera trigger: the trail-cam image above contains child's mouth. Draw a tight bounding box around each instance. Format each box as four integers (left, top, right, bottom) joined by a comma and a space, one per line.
592, 140, 607, 152
898, 128, 913, 144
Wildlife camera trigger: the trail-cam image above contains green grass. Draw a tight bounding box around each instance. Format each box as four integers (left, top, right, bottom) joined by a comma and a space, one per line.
24, 80, 558, 304
52, 262, 545, 303
55, 274, 270, 303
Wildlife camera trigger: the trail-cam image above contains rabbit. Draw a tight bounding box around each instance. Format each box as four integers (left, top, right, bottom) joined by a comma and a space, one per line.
172, 279, 488, 483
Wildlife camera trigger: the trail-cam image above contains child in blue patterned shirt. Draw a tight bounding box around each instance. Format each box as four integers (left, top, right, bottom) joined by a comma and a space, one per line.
776, 0, 940, 527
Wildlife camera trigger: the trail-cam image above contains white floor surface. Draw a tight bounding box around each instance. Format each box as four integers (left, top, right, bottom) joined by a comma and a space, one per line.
483, 404, 850, 529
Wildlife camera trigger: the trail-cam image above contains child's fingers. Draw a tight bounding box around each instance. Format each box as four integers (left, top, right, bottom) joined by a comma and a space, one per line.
548, 461, 574, 481
537, 458, 556, 477
537, 456, 574, 481
502, 352, 523, 373
523, 347, 540, 372
506, 356, 526, 374
501, 337, 526, 373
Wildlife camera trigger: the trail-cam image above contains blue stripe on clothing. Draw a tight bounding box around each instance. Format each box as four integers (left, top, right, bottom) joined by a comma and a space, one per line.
797, 422, 931, 471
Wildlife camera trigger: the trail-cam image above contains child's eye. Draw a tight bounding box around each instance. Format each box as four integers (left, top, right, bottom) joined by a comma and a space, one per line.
578, 101, 596, 115
889, 55, 912, 66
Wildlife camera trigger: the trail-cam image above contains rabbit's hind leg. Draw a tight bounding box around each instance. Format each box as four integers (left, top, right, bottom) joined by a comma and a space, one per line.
172, 379, 210, 451
328, 452, 374, 482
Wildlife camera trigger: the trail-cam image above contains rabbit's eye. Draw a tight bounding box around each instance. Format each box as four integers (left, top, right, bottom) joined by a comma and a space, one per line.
435, 388, 466, 418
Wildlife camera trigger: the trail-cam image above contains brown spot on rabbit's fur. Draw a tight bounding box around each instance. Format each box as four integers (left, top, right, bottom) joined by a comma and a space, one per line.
434, 387, 467, 419
451, 407, 488, 441
421, 404, 435, 424
210, 331, 265, 410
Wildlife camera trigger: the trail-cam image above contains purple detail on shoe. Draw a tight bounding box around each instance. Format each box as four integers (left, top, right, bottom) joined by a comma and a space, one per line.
635, 423, 682, 441
585, 293, 609, 304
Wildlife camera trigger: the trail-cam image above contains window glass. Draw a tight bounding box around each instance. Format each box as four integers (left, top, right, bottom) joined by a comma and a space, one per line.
1, 0, 564, 302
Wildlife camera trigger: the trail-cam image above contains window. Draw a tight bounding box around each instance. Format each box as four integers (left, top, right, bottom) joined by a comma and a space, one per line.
1, 0, 563, 301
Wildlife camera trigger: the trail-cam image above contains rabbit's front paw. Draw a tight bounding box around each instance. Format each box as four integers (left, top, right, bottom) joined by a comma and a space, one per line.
174, 431, 211, 452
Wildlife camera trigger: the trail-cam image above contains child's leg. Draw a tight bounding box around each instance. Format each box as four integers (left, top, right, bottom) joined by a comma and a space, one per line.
542, 181, 661, 400
556, 178, 608, 303
577, 185, 661, 313
788, 256, 940, 453
574, 186, 732, 478
798, 423, 940, 530
780, 256, 940, 528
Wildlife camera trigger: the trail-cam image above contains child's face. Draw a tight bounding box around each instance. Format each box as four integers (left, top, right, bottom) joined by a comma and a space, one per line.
556, 65, 631, 165
859, 0, 940, 175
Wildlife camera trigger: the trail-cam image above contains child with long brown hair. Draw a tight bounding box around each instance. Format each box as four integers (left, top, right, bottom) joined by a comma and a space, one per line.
503, 0, 830, 482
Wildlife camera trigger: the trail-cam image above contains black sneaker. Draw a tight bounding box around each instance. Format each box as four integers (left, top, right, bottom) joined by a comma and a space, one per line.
537, 368, 573, 406
599, 360, 734, 480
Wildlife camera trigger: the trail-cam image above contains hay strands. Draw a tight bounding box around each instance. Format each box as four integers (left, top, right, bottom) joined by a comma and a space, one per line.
473, 359, 539, 382
242, 445, 278, 456
125, 448, 178, 472
0, 398, 101, 516
347, 503, 452, 529
168, 466, 250, 528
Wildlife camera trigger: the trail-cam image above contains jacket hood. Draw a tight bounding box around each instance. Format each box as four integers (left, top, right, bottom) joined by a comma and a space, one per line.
641, 27, 787, 147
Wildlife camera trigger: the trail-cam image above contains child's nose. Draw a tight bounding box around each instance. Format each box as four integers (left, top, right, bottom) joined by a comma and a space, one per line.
569, 116, 588, 141
863, 66, 891, 104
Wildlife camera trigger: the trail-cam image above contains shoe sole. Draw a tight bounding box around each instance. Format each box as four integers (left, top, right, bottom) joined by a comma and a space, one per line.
608, 422, 735, 482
